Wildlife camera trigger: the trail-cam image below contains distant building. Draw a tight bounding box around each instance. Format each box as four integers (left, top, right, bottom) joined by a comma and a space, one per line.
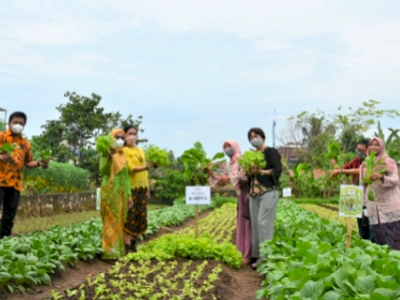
277, 142, 301, 167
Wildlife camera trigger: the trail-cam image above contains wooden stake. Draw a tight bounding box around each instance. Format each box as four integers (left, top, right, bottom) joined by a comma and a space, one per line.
195, 205, 199, 238
346, 218, 352, 249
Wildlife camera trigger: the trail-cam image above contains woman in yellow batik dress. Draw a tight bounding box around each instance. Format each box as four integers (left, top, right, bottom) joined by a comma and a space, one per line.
123, 125, 154, 252
99, 129, 131, 260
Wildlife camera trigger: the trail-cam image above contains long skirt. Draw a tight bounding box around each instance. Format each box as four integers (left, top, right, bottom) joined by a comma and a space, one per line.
236, 186, 252, 259
372, 220, 400, 250
249, 190, 279, 258
124, 187, 148, 238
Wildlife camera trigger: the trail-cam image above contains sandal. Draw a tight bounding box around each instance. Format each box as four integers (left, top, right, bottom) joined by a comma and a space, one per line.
251, 258, 262, 270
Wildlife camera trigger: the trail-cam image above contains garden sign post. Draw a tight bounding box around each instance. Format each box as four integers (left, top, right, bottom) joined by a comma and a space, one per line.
282, 187, 292, 206
338, 185, 363, 249
185, 186, 211, 238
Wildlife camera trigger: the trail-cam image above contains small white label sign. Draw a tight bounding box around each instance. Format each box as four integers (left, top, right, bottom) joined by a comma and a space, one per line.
186, 186, 211, 205
283, 187, 292, 198
96, 187, 101, 210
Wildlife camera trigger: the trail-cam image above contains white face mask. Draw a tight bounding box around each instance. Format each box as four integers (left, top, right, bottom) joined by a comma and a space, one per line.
114, 138, 125, 148
224, 147, 235, 157
250, 137, 263, 149
126, 136, 137, 145
11, 124, 24, 134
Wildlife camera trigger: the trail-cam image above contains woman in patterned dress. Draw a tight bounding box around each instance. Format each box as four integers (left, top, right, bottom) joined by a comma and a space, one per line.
99, 128, 131, 259
123, 125, 154, 251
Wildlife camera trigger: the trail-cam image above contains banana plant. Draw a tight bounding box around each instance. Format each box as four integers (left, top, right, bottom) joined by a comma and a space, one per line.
180, 142, 225, 186
374, 121, 400, 162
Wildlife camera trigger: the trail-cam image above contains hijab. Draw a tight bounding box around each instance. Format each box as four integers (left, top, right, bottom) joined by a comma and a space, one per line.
362, 137, 396, 176
223, 139, 242, 187
109, 128, 126, 183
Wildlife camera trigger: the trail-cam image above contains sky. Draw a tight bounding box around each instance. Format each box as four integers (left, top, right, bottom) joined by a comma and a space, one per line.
1, 0, 400, 157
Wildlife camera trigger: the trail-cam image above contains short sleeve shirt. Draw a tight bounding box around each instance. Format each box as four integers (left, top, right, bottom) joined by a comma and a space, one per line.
0, 129, 34, 191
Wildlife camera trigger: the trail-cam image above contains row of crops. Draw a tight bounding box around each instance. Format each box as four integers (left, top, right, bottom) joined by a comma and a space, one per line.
51, 203, 241, 299
2, 198, 400, 299
257, 202, 400, 299
298, 203, 359, 232
0, 199, 231, 293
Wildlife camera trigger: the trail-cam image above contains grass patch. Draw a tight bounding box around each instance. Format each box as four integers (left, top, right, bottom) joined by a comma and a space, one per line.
13, 204, 164, 235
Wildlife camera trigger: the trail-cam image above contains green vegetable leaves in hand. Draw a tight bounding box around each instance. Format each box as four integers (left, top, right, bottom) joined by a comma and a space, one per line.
0, 142, 18, 154
39, 149, 52, 163
96, 135, 114, 157
364, 152, 386, 186
145, 146, 170, 167
238, 150, 266, 172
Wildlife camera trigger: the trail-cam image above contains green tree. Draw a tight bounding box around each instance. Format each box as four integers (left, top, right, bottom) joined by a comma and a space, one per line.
282, 100, 400, 168
32, 91, 145, 185
287, 112, 336, 168
0, 121, 5, 131
374, 121, 400, 162
333, 100, 400, 152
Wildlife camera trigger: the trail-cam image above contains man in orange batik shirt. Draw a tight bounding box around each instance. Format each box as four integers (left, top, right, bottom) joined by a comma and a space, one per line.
0, 111, 48, 239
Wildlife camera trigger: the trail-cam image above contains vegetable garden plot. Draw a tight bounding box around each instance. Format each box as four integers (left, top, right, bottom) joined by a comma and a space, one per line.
0, 203, 212, 294
51, 203, 243, 300
299, 203, 358, 232
51, 258, 234, 300
178, 203, 237, 243
256, 202, 400, 300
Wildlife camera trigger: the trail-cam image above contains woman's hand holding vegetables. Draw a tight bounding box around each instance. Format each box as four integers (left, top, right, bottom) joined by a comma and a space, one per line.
248, 166, 261, 177
369, 172, 383, 181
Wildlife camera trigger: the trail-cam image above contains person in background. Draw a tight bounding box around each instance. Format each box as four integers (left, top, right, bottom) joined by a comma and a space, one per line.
123, 125, 154, 252
330, 138, 375, 243
0, 111, 48, 239
361, 137, 400, 250
99, 128, 131, 260
246, 127, 282, 270
205, 139, 252, 265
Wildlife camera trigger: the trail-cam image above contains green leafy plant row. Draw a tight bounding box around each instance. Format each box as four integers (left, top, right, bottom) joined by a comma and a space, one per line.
0, 219, 102, 293
125, 233, 242, 270
1, 197, 235, 291
256, 202, 400, 300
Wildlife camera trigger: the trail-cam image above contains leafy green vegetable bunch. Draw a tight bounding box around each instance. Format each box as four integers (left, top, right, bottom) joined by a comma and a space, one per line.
324, 141, 342, 168
180, 142, 225, 185
145, 146, 170, 167
364, 152, 386, 185
39, 149, 52, 163
238, 150, 266, 172
95, 135, 114, 157
0, 142, 19, 155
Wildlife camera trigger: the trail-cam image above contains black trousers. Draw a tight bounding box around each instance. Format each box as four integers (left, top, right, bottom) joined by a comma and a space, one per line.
0, 187, 21, 239
356, 206, 375, 243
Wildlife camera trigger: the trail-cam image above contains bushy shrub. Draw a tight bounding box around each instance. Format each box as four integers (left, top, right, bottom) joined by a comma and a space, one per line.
154, 169, 187, 205
23, 161, 90, 194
